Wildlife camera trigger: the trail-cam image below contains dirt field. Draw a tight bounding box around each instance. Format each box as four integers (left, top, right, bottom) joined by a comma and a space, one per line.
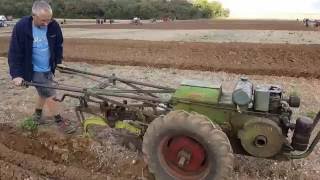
0, 19, 320, 179
1, 37, 320, 79
62, 19, 317, 31
0, 124, 148, 180
59, 29, 320, 44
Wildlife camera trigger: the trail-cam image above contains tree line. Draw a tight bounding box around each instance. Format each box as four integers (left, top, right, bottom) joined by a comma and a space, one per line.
0, 0, 229, 20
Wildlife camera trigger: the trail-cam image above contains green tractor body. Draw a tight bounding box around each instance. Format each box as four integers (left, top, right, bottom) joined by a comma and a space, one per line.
108, 76, 317, 179
168, 78, 317, 160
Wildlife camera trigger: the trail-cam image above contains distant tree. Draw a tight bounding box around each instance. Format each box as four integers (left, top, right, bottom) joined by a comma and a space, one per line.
209, 1, 223, 17
223, 8, 230, 17
193, 0, 212, 17
50, 0, 65, 17
0, 0, 230, 19
0, 0, 32, 17
193, 0, 229, 18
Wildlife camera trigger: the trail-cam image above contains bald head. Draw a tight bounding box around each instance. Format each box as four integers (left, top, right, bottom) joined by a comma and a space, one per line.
32, 1, 53, 27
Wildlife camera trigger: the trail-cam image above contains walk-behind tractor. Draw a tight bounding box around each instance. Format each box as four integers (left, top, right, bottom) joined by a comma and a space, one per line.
23, 66, 320, 180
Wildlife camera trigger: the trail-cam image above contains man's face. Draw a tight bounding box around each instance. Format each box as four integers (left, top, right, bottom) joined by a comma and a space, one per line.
33, 10, 52, 28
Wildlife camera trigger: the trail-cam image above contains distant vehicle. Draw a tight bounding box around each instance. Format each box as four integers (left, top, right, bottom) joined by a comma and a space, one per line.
6, 15, 13, 21
0, 15, 7, 27
303, 18, 320, 27
131, 17, 142, 25
0, 15, 6, 21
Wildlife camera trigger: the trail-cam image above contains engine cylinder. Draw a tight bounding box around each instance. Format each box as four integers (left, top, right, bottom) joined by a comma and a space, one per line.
291, 117, 313, 151
232, 77, 253, 107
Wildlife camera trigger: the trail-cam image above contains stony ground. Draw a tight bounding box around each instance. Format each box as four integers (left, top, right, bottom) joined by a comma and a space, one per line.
1, 57, 320, 179
61, 19, 318, 31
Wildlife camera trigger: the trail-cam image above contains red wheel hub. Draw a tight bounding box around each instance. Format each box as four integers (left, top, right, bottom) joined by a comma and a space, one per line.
161, 136, 206, 175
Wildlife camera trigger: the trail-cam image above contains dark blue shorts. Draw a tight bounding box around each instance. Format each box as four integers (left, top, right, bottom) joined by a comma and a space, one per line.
32, 71, 56, 98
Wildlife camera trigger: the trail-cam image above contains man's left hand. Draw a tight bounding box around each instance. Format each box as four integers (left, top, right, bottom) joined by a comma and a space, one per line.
57, 64, 67, 69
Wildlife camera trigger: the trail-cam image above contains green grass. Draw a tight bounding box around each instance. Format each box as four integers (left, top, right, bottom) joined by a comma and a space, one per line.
20, 117, 38, 131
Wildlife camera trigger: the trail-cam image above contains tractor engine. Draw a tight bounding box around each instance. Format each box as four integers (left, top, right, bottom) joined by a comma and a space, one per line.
232, 77, 300, 113
231, 78, 308, 158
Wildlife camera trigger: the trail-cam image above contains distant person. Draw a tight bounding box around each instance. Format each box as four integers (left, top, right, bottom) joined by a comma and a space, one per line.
0, 20, 4, 27
8, 0, 75, 133
304, 18, 309, 27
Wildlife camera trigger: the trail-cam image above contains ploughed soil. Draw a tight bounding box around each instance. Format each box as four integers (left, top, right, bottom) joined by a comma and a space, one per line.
62, 19, 318, 31
1, 37, 320, 79
0, 123, 152, 180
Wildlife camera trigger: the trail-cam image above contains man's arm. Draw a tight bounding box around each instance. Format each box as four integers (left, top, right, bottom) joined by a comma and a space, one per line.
55, 23, 63, 65
8, 24, 24, 85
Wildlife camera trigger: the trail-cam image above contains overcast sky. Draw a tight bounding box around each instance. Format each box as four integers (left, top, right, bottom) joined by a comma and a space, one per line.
215, 0, 320, 18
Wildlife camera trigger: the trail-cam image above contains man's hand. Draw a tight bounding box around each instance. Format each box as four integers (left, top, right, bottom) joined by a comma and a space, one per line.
12, 77, 24, 86
57, 64, 67, 69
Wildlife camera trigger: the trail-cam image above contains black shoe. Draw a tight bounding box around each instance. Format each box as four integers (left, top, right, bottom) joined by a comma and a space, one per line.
32, 112, 43, 125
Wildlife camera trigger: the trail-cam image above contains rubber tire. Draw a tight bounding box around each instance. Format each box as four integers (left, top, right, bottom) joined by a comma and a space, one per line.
143, 110, 234, 180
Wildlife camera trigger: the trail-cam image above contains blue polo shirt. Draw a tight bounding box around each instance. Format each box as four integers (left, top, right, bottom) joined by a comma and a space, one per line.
32, 25, 51, 72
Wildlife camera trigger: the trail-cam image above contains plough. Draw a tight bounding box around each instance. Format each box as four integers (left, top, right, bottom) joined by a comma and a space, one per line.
22, 65, 320, 180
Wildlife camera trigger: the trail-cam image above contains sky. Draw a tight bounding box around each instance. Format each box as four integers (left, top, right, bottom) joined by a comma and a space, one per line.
215, 0, 320, 19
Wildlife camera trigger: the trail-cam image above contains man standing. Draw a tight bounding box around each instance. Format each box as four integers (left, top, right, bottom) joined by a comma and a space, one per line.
8, 0, 75, 133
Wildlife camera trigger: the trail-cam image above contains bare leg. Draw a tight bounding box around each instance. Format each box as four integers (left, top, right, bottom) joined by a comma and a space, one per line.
46, 96, 60, 117
35, 96, 46, 110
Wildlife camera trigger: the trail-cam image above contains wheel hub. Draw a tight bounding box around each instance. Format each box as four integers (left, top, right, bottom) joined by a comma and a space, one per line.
161, 136, 206, 175
177, 150, 191, 168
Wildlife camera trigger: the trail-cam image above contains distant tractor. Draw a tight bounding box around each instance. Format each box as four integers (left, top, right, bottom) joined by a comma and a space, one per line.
303, 18, 320, 27
24, 66, 320, 180
131, 17, 142, 25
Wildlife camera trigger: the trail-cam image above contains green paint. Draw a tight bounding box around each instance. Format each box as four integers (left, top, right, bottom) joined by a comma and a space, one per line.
174, 103, 228, 124
83, 116, 141, 137
83, 116, 108, 137
171, 81, 229, 124
115, 121, 141, 135
172, 82, 222, 104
